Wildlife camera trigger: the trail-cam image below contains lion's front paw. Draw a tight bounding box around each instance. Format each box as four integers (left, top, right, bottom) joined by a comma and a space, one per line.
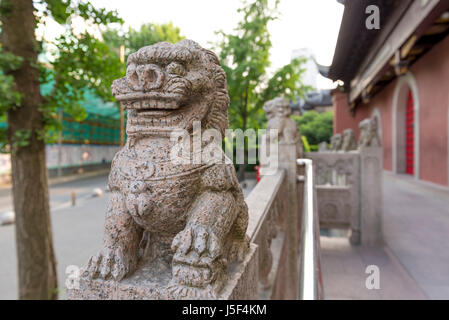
84, 246, 136, 281
171, 225, 225, 289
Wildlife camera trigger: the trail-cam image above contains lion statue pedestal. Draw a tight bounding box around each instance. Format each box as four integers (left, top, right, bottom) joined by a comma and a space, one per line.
68, 243, 257, 300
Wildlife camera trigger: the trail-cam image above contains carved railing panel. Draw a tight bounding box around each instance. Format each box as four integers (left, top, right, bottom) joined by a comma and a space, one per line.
306, 152, 360, 244
246, 170, 288, 299
316, 185, 352, 229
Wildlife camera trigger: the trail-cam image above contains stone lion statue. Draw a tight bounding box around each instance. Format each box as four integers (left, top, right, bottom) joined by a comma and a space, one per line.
84, 40, 249, 299
330, 133, 342, 152
341, 129, 358, 152
263, 97, 300, 145
318, 141, 328, 152
358, 117, 381, 148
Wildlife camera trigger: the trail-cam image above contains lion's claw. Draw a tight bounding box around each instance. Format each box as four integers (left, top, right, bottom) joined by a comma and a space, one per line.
85, 247, 134, 281
172, 225, 221, 263
171, 225, 225, 290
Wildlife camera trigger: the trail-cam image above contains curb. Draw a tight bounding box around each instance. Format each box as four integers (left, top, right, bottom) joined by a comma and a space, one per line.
0, 169, 110, 197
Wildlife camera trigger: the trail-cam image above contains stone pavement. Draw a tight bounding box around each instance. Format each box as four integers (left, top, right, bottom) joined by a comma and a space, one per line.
321, 171, 449, 300
382, 172, 449, 299
321, 236, 427, 299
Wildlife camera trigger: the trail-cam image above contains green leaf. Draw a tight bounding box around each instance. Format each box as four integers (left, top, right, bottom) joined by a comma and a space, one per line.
292, 111, 334, 146
103, 22, 185, 62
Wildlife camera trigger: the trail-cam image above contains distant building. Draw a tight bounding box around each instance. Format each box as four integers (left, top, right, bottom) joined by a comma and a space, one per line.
327, 0, 449, 187
290, 90, 333, 116
291, 49, 333, 115
292, 48, 319, 88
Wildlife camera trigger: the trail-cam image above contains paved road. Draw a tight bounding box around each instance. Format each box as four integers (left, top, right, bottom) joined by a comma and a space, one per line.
0, 173, 109, 214
0, 174, 109, 300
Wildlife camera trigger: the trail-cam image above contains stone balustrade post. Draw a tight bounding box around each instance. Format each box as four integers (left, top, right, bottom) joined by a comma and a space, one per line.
359, 117, 383, 246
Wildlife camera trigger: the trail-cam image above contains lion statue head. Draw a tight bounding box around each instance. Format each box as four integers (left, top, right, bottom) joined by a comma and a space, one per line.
341, 128, 357, 152
112, 39, 230, 138
263, 97, 300, 145
330, 133, 342, 152
358, 117, 381, 148
263, 97, 291, 121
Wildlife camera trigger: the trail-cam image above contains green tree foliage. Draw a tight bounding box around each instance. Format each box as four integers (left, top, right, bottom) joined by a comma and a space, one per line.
41, 33, 124, 143
103, 22, 185, 61
0, 0, 124, 150
0, 50, 23, 111
292, 110, 334, 146
217, 0, 310, 131
301, 135, 311, 153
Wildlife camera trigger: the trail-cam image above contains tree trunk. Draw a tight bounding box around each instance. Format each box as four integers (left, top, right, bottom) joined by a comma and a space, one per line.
1, 0, 58, 299
238, 86, 249, 182
237, 162, 246, 182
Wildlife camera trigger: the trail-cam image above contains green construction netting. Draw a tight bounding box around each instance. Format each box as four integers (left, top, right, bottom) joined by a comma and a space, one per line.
0, 81, 124, 145
60, 109, 122, 145
60, 90, 122, 145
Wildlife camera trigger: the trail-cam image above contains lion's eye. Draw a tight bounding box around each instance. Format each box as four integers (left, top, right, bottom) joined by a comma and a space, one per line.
166, 62, 186, 76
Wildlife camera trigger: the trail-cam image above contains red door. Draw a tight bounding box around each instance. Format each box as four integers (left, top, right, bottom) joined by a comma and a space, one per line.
406, 90, 414, 175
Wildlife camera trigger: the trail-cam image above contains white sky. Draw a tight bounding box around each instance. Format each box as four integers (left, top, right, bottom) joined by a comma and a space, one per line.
88, 0, 344, 89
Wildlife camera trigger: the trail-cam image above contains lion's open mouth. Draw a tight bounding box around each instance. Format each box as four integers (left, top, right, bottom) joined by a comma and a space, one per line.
120, 92, 188, 134
123, 95, 188, 134
118, 92, 184, 110
128, 110, 185, 128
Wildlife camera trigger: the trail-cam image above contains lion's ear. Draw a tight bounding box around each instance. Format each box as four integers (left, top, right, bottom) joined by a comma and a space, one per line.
213, 69, 227, 89
207, 110, 229, 138
207, 88, 230, 137
202, 49, 220, 66
214, 89, 229, 111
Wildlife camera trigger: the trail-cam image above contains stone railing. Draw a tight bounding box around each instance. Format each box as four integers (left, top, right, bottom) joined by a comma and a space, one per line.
241, 97, 323, 300
297, 159, 323, 299
245, 160, 324, 300
310, 116, 383, 246
246, 170, 287, 299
